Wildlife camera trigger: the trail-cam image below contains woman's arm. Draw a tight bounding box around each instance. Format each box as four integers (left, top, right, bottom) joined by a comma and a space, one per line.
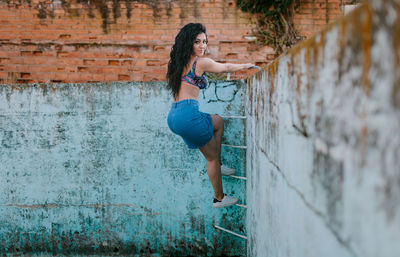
198, 57, 255, 74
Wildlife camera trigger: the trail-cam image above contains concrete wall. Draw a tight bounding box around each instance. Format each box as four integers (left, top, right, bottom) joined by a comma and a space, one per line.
0, 81, 247, 256
246, 0, 400, 257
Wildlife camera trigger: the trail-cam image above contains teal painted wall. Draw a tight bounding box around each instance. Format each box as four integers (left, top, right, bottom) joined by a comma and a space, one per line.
0, 81, 246, 256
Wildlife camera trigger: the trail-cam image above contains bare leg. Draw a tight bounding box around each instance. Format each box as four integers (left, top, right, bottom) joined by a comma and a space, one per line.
200, 137, 224, 200
211, 114, 224, 165
199, 114, 225, 200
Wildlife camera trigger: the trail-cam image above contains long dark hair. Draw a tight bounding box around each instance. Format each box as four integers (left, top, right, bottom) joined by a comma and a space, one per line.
166, 23, 207, 98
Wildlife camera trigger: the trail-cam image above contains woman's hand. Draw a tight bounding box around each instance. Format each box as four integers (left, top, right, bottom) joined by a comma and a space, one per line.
246, 64, 261, 70
234, 63, 260, 71
245, 63, 256, 69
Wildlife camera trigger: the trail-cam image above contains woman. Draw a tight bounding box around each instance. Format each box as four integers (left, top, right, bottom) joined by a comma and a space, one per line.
166, 23, 255, 208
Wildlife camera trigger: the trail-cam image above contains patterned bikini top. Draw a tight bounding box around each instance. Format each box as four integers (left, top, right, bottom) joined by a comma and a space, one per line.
181, 58, 209, 89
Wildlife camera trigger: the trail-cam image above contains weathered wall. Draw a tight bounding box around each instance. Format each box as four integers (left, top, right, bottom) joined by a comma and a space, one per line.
246, 0, 400, 256
0, 80, 247, 255
0, 0, 272, 83
0, 0, 352, 84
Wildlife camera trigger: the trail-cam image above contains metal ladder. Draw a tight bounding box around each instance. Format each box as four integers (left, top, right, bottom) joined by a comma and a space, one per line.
213, 115, 248, 240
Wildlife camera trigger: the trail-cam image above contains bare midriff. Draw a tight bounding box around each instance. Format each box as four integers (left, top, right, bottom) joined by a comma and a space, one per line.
174, 82, 200, 102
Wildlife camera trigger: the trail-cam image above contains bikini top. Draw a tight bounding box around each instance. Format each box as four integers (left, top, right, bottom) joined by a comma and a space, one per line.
181, 58, 209, 89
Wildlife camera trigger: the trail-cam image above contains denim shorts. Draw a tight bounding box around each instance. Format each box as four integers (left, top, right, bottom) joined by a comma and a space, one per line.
167, 99, 213, 149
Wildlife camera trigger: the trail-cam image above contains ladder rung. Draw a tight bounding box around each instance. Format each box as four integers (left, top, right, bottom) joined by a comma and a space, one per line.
220, 115, 246, 119
213, 225, 247, 240
235, 203, 247, 208
227, 175, 247, 180
221, 144, 247, 149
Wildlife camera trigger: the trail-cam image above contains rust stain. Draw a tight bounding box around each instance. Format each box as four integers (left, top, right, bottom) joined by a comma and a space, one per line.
268, 60, 277, 96
304, 40, 311, 70
342, 2, 372, 95
337, 13, 348, 82
360, 2, 372, 96
315, 31, 326, 67
304, 40, 314, 90
266, 60, 278, 115
255, 69, 263, 80
393, 2, 400, 108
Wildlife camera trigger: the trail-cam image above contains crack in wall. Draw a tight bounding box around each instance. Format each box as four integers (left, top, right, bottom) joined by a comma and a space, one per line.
288, 99, 310, 138
256, 144, 358, 257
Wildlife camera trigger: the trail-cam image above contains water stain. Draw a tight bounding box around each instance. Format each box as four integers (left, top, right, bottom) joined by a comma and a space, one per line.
312, 151, 344, 231
5, 0, 176, 34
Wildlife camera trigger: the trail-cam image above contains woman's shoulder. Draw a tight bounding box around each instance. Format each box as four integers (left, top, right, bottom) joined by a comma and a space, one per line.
195, 57, 215, 69
196, 57, 213, 63
195, 57, 227, 74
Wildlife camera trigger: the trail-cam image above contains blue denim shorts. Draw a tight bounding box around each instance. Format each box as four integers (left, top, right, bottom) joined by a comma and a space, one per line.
167, 99, 213, 149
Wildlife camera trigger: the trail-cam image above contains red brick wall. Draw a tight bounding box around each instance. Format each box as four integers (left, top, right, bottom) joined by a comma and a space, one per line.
293, 0, 362, 38
0, 0, 351, 84
294, 0, 343, 38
